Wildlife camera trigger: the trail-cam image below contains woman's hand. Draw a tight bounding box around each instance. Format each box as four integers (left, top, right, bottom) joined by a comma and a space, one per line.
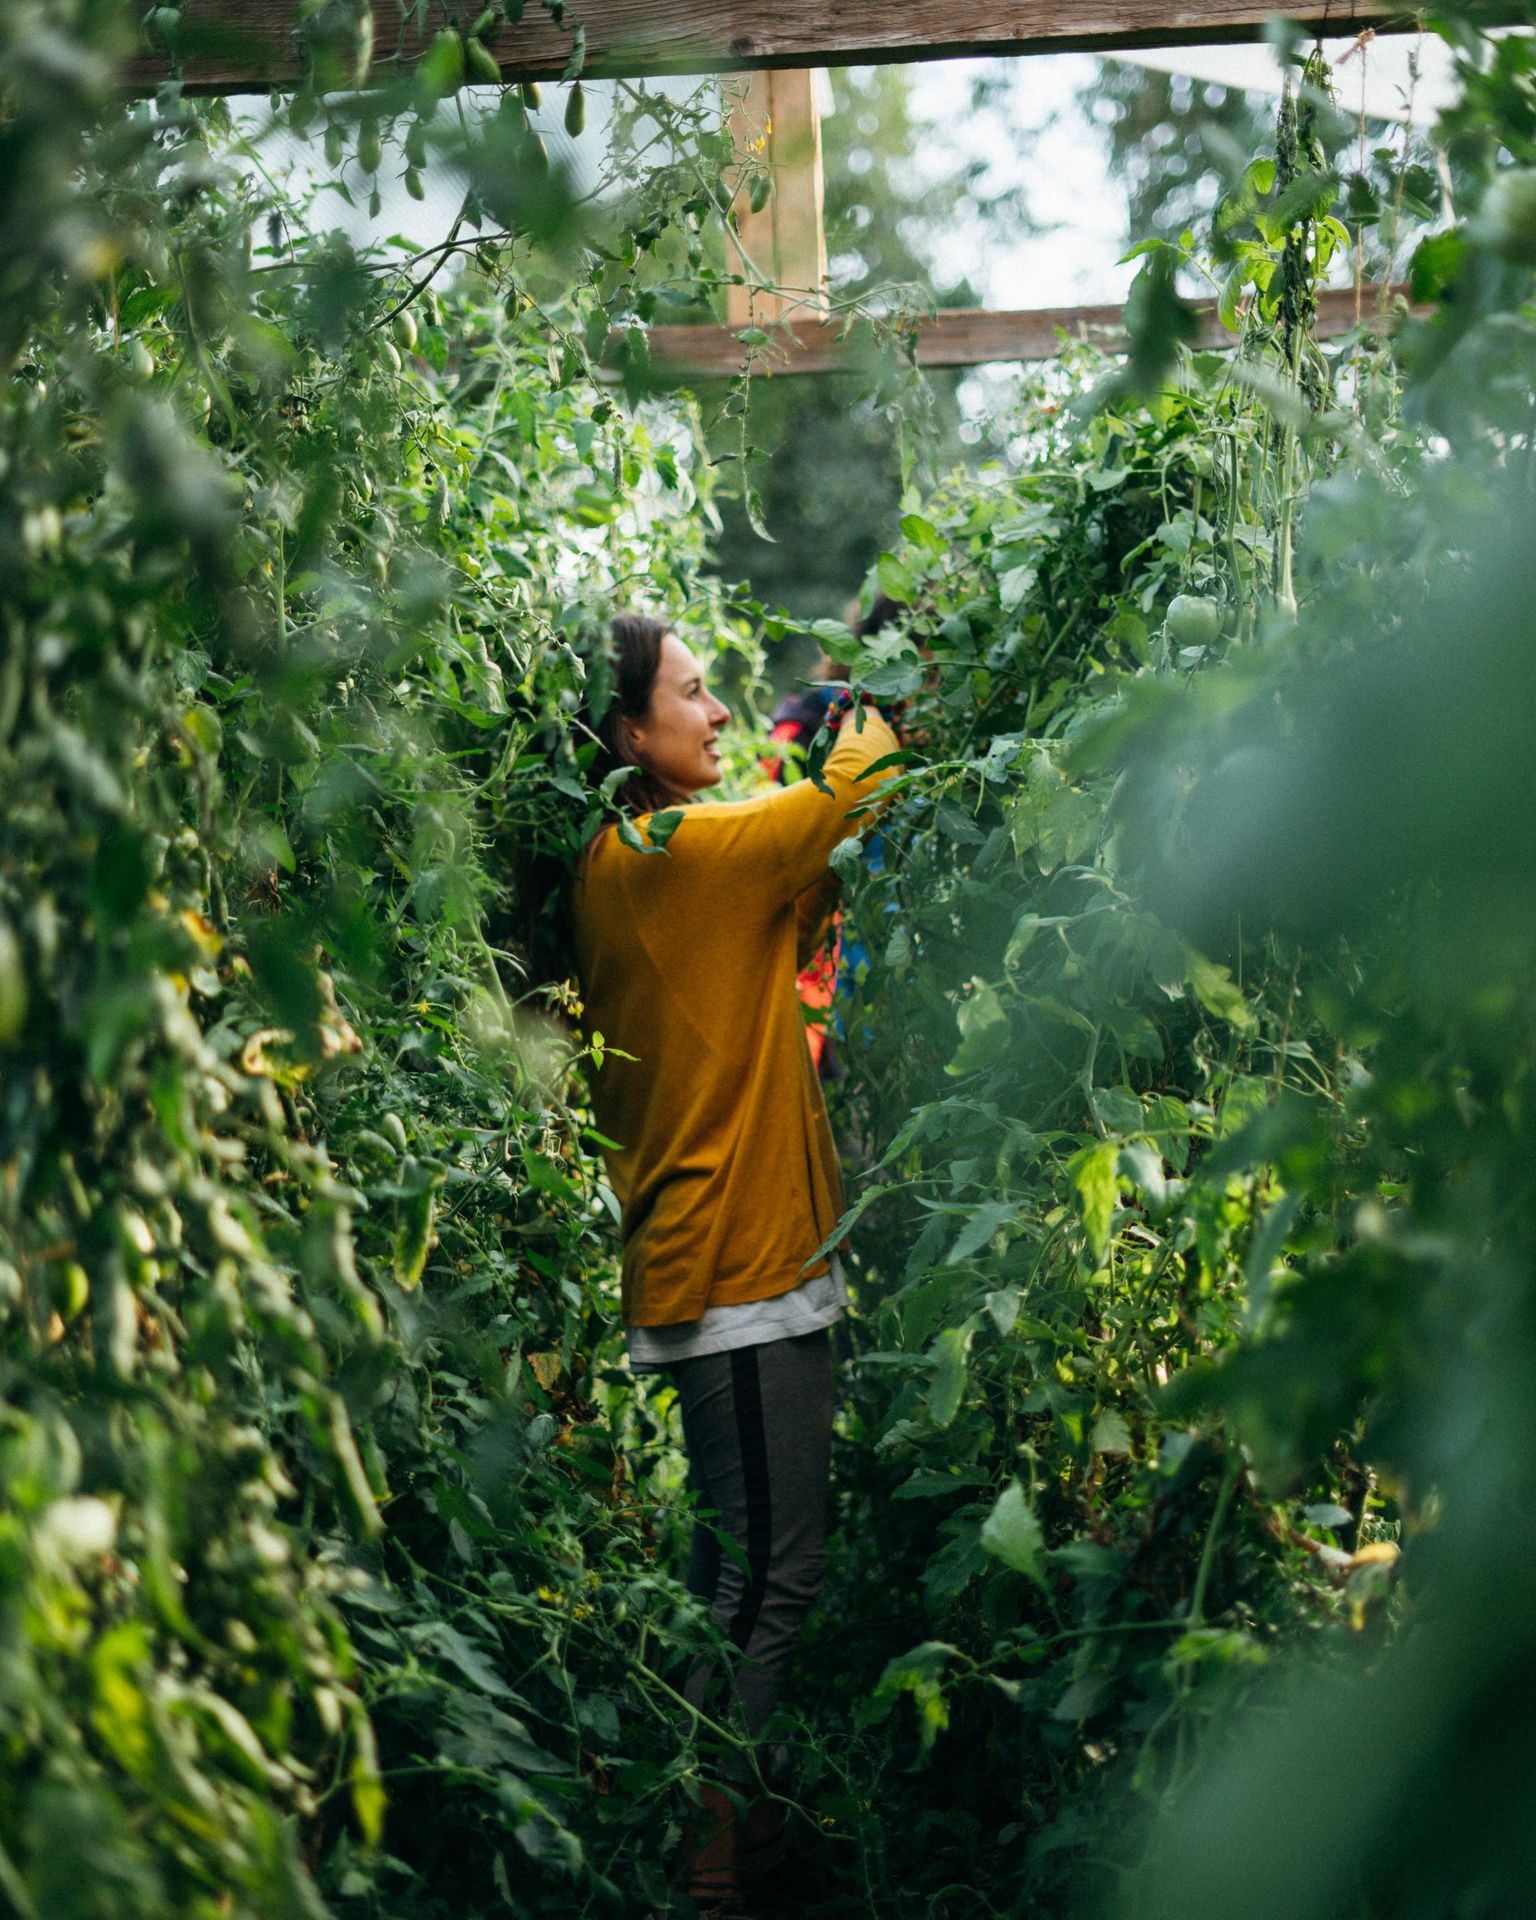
827, 690, 908, 746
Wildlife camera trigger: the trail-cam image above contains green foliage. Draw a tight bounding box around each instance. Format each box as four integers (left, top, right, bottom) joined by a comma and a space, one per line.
7, 5, 1536, 1919
1081, 60, 1279, 251
777, 329, 1366, 1908
0, 7, 756, 1915
775, 34, 1536, 1918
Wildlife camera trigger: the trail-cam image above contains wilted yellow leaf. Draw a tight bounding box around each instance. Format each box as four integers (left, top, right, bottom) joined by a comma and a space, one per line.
179, 909, 223, 956
527, 1350, 563, 1393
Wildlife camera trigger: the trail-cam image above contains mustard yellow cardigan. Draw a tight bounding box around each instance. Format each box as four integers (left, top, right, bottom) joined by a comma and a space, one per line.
571, 709, 901, 1327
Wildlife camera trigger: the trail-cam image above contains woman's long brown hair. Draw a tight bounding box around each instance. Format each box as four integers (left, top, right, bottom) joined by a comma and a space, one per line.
502, 612, 679, 997
586, 612, 686, 817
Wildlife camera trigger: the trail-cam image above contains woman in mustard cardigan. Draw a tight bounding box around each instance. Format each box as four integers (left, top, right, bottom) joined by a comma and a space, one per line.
569, 613, 900, 1916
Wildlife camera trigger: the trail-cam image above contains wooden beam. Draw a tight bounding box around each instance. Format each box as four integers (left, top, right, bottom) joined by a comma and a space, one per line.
124, 0, 1414, 95
622, 285, 1412, 381
726, 71, 828, 328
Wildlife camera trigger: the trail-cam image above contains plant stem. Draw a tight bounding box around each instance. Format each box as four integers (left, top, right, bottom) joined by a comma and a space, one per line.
1189, 1450, 1241, 1630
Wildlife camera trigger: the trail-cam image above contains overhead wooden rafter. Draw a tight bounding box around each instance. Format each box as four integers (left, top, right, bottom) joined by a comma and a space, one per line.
125, 3, 1432, 381
680, 65, 1408, 379
629, 285, 1413, 381
126, 0, 1410, 94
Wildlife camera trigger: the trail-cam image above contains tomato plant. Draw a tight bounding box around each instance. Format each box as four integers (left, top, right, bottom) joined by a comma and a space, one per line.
4, 7, 1536, 1919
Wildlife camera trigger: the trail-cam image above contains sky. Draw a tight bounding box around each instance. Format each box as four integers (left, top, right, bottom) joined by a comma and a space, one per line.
242, 27, 1474, 315
899, 29, 1465, 311
243, 61, 1135, 308
901, 55, 1134, 309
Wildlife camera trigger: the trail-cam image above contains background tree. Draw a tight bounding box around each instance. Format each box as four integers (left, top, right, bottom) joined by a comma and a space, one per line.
1081, 63, 1276, 247
703, 63, 1035, 646
1083, 54, 1446, 287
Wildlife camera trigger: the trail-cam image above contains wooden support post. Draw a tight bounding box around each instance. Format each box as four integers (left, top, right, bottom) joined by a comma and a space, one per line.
725, 70, 828, 327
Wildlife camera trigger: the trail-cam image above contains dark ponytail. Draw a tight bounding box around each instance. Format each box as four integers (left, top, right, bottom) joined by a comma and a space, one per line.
499, 611, 678, 997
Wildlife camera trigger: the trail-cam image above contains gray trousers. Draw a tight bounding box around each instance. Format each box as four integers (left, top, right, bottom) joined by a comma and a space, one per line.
668, 1327, 835, 1787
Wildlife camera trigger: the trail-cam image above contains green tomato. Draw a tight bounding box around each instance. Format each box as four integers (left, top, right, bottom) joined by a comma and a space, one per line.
1166, 594, 1222, 649
392, 307, 418, 350
119, 1209, 155, 1259
20, 505, 60, 556
347, 8, 373, 84
0, 916, 26, 1045
418, 29, 465, 106
564, 81, 585, 138
358, 119, 383, 175
465, 37, 501, 85
51, 1262, 90, 1321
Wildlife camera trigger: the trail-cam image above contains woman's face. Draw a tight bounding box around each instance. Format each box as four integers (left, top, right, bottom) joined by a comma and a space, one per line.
622, 633, 730, 798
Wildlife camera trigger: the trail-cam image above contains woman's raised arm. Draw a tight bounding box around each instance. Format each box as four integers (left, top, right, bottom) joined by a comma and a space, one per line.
759, 706, 903, 901
619, 705, 904, 914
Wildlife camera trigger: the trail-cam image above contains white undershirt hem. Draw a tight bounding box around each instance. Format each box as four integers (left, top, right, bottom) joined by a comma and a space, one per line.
625, 1254, 846, 1372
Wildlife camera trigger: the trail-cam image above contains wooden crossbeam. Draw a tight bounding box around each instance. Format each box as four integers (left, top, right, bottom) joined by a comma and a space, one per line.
125, 0, 1410, 94
622, 285, 1410, 380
